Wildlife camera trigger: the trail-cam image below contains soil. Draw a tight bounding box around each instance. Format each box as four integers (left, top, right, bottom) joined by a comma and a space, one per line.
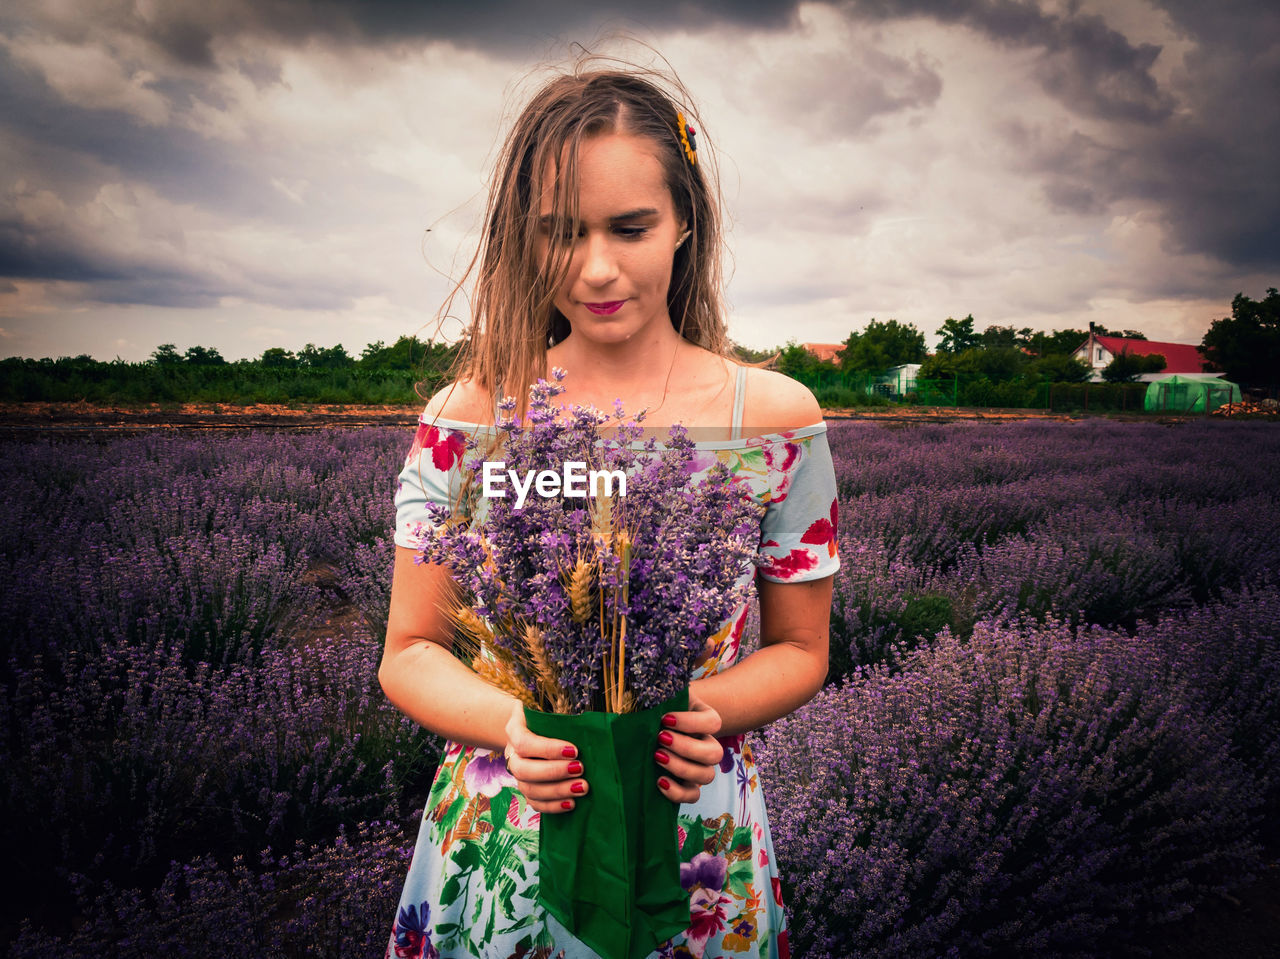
0, 400, 423, 437
0, 400, 1204, 438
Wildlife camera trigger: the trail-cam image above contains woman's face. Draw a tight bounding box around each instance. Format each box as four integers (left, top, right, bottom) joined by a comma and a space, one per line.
536, 132, 685, 347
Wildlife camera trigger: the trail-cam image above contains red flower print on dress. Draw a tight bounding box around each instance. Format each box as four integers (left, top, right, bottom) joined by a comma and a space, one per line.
758, 539, 819, 580
799, 498, 839, 558
762, 441, 802, 504
406, 423, 468, 472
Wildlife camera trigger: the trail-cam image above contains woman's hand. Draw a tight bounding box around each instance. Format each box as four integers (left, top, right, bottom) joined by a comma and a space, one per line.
653, 689, 723, 804
502, 701, 586, 814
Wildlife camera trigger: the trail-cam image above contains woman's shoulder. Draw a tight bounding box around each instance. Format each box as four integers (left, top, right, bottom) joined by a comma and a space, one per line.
419, 378, 493, 425
738, 364, 823, 433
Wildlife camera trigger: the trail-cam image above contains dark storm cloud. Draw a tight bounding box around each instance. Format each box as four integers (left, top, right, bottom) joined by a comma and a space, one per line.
28, 0, 806, 66
843, 0, 1280, 272
845, 0, 1174, 122
0, 50, 299, 220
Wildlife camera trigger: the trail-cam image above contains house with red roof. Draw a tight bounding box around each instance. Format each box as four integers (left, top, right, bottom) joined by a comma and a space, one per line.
1071, 331, 1218, 383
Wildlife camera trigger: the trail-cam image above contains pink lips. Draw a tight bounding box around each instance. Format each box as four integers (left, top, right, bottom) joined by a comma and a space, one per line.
583, 300, 626, 315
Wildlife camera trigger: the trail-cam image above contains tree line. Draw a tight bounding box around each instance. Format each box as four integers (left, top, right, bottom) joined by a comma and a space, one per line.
3, 289, 1274, 407
765, 287, 1278, 408
0, 336, 459, 405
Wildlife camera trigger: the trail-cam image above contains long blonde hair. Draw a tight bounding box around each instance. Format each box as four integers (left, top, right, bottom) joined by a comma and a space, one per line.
434, 53, 730, 413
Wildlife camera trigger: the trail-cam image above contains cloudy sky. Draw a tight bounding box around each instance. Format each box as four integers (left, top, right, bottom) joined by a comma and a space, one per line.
2, 0, 1277, 362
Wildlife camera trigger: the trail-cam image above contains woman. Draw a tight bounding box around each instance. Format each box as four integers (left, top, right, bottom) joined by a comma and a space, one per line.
380, 59, 837, 959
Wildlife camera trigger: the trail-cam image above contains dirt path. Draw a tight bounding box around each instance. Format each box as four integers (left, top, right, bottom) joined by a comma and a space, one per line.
1, 400, 1201, 437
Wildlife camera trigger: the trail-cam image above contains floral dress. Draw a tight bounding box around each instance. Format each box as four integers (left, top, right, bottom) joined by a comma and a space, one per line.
385, 417, 840, 959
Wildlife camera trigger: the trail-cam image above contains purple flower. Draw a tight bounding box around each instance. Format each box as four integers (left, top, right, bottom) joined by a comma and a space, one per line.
462, 749, 516, 798
680, 851, 727, 892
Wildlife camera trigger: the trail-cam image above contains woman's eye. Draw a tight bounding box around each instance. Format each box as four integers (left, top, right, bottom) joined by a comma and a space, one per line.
614, 227, 648, 239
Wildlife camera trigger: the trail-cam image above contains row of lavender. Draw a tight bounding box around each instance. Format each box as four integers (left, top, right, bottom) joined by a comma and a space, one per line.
2, 419, 1278, 956
0, 430, 431, 956
762, 419, 1280, 957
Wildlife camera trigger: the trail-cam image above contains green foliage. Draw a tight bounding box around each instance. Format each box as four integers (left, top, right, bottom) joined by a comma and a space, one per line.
1200, 287, 1280, 385
183, 345, 226, 366
1, 337, 463, 405
813, 386, 891, 408
1026, 352, 1091, 383
729, 340, 778, 364
152, 344, 182, 366
1102, 349, 1166, 383
1025, 327, 1089, 356
978, 324, 1032, 349
921, 346, 1028, 383
776, 341, 837, 379
260, 347, 299, 369
298, 343, 355, 369
841, 319, 926, 370
1103, 326, 1148, 340
934, 315, 980, 353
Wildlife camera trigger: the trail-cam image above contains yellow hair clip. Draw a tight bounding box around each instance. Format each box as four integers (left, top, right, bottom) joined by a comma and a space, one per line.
677, 111, 698, 167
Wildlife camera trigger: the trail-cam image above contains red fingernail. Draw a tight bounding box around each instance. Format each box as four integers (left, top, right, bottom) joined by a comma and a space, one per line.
658, 730, 674, 746
561, 800, 573, 810
661, 714, 678, 728
571, 781, 585, 794
561, 746, 577, 758
567, 760, 583, 775
658, 777, 671, 790
654, 750, 670, 764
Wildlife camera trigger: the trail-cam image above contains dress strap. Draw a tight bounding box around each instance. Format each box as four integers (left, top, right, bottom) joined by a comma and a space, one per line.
493, 381, 503, 423
730, 364, 747, 441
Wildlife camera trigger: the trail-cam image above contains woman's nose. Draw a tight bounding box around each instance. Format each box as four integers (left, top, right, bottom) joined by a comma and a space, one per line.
577, 233, 618, 287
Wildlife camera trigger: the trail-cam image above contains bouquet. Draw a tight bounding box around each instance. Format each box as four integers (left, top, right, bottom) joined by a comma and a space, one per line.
413, 369, 763, 959
414, 368, 762, 715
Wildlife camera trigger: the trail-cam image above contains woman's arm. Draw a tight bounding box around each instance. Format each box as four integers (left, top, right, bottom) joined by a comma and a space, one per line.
691, 574, 831, 736
377, 548, 515, 750
380, 542, 595, 817
652, 575, 831, 798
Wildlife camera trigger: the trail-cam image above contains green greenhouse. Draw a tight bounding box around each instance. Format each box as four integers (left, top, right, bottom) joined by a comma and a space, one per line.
1144, 374, 1241, 413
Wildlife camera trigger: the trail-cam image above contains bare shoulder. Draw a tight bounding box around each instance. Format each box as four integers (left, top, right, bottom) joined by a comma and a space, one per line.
740, 366, 823, 432
420, 377, 493, 424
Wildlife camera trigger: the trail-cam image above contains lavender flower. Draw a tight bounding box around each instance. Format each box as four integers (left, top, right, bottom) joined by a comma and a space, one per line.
416, 370, 763, 712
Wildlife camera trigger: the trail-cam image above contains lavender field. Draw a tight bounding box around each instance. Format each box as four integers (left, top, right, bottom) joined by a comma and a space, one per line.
2, 419, 1278, 958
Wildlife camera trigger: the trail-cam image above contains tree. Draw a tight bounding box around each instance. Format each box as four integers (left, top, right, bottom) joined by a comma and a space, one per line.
918, 345, 1028, 382
1101, 350, 1166, 383
1200, 288, 1280, 385
260, 347, 299, 369
1025, 328, 1089, 357
183, 345, 226, 365
776, 341, 836, 379
841, 319, 926, 371
935, 315, 980, 353
1089, 324, 1147, 340
978, 325, 1032, 350
298, 343, 355, 369
1026, 353, 1091, 383
151, 344, 182, 366
730, 340, 778, 364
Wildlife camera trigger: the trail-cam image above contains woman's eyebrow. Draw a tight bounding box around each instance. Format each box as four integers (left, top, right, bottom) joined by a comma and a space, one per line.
537, 208, 660, 226
609, 208, 660, 221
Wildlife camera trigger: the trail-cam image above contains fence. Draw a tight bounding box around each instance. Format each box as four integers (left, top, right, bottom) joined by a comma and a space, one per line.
1038, 382, 1149, 412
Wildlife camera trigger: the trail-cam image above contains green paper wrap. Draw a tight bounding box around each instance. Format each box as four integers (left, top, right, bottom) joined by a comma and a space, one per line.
524, 688, 691, 959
